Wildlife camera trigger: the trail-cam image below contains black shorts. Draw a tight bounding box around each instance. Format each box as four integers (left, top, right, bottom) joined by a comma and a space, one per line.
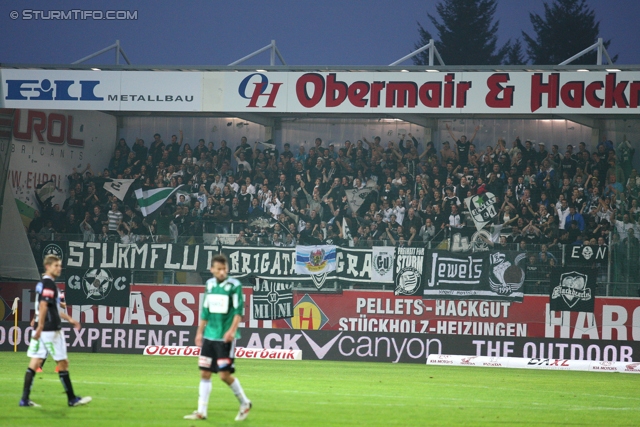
199, 339, 236, 373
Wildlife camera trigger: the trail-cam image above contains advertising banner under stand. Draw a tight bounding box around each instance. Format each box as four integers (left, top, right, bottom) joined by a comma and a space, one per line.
3, 322, 639, 365
4, 283, 640, 343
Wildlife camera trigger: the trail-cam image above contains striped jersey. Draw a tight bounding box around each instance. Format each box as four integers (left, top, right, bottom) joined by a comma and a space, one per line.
200, 276, 244, 341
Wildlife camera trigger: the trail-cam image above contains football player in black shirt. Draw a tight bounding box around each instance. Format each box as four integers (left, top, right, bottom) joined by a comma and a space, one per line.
20, 255, 92, 408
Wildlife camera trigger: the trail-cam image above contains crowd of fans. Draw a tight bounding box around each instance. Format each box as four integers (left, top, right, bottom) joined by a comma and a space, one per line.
27, 124, 640, 285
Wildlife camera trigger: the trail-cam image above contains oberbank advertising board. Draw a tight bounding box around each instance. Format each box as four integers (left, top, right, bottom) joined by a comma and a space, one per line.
2, 283, 640, 363
2, 68, 640, 114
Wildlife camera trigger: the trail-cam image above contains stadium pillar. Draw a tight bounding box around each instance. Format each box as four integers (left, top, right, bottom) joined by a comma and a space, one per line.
0, 109, 15, 230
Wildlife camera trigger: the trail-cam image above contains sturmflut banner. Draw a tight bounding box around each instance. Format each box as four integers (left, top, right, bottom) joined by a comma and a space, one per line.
424, 250, 526, 302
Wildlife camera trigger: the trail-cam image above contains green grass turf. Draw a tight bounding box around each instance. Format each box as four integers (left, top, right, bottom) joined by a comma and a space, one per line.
0, 353, 639, 426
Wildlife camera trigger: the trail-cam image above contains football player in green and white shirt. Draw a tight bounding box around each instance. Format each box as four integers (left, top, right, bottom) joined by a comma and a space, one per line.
184, 254, 252, 421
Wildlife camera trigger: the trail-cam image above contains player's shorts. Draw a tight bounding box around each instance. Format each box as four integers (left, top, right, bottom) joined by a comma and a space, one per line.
198, 339, 236, 373
27, 330, 68, 362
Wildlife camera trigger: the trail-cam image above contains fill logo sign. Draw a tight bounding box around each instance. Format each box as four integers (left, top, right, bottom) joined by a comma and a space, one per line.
285, 294, 329, 330
5, 79, 103, 101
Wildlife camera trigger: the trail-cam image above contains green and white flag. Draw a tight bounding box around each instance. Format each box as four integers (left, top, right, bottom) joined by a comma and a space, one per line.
135, 185, 183, 216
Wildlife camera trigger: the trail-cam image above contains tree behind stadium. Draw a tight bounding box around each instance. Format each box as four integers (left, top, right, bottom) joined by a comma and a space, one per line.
522, 0, 617, 65
413, 0, 509, 66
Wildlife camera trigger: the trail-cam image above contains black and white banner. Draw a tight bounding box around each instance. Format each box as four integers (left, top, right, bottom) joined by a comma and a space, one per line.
42, 241, 66, 261
252, 278, 293, 320
449, 227, 493, 253
67, 242, 216, 272
223, 246, 391, 288
549, 267, 597, 313
65, 268, 131, 307
394, 247, 425, 296
465, 192, 498, 231
372, 246, 395, 283
424, 250, 526, 302
564, 245, 608, 264
103, 179, 136, 201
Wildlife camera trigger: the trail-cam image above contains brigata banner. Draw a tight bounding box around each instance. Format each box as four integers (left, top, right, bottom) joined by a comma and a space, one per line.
3, 69, 640, 114
424, 250, 526, 302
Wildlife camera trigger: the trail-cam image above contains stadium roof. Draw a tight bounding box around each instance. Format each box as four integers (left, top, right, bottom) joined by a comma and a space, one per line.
0, 63, 638, 73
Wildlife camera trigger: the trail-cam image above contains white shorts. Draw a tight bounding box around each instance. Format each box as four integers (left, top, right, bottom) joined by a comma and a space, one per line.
27, 330, 68, 362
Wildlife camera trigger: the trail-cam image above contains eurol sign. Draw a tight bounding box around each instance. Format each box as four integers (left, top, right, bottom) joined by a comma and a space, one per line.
2, 68, 640, 114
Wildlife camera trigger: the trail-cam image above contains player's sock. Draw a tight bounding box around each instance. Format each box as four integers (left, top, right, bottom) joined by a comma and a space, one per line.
40, 358, 46, 369
58, 371, 76, 401
198, 379, 212, 417
229, 378, 249, 405
21, 368, 35, 401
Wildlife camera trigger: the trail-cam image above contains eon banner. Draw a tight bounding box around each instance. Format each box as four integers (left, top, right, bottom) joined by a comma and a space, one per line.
3, 283, 640, 343
3, 69, 640, 114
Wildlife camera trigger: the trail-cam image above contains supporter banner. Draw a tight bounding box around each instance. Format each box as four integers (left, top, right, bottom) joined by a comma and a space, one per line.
103, 179, 135, 201
424, 250, 526, 302
344, 182, 377, 214
449, 228, 493, 253
252, 277, 293, 320
41, 241, 66, 262
223, 246, 381, 287
65, 268, 131, 307
372, 246, 395, 283
550, 267, 597, 313
67, 241, 216, 272
5, 70, 640, 115
295, 245, 337, 275
564, 245, 608, 264
465, 192, 498, 231
394, 247, 425, 296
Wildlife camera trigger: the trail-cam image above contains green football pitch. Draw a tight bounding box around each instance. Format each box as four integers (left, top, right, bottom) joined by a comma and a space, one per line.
1, 353, 639, 426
